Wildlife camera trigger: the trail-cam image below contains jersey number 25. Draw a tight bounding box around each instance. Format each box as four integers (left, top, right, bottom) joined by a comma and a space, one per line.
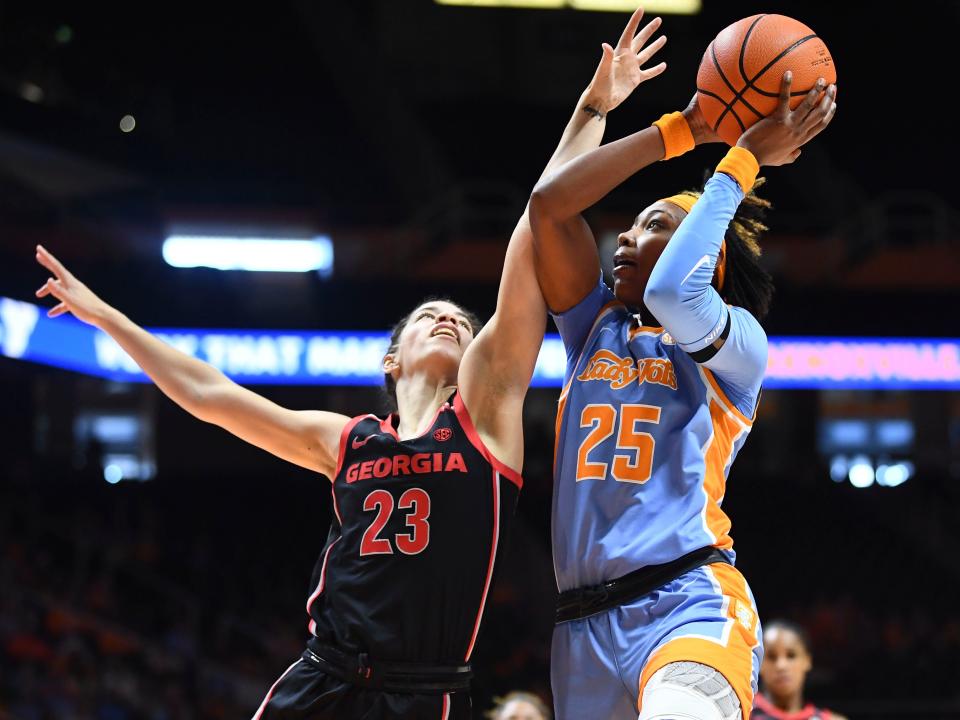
576, 403, 661, 484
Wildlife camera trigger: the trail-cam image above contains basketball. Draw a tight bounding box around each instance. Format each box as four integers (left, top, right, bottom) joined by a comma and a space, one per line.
696, 14, 836, 146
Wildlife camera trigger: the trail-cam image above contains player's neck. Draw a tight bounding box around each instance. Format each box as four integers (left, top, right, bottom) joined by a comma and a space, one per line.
394, 374, 456, 440
767, 690, 806, 714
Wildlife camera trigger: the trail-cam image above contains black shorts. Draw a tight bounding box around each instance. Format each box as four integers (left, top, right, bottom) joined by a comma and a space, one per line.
253, 655, 472, 720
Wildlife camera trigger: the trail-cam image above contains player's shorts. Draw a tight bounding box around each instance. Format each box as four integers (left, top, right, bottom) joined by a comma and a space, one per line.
551, 561, 762, 720
253, 646, 472, 720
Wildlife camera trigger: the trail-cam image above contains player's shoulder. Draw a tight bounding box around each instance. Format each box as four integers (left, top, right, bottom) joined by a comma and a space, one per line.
340, 413, 391, 445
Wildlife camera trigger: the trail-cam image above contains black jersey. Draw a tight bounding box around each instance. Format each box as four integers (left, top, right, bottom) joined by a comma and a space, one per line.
305, 392, 521, 666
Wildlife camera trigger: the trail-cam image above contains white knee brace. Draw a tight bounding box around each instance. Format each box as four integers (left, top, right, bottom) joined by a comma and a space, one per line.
637, 661, 741, 720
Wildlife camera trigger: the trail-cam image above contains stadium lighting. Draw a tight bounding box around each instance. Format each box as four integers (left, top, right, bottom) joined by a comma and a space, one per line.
162, 235, 333, 274
104, 463, 123, 484
876, 461, 913, 488
829, 455, 848, 483
101, 453, 155, 482
848, 455, 875, 489
434, 0, 701, 14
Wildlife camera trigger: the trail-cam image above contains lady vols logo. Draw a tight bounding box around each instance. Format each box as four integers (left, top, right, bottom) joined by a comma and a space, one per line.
576, 349, 678, 391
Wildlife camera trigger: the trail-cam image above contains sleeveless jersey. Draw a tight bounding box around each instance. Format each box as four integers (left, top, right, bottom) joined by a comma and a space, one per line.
305, 393, 521, 665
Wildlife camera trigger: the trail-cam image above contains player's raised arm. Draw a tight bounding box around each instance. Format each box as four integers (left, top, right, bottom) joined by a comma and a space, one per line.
644, 74, 836, 388
34, 244, 348, 478
527, 7, 674, 315
458, 7, 667, 469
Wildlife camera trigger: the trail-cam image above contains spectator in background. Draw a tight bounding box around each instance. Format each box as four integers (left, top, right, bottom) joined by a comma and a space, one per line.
487, 691, 551, 720
752, 620, 848, 720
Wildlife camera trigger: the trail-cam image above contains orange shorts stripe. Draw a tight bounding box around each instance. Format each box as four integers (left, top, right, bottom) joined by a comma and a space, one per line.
637, 563, 760, 720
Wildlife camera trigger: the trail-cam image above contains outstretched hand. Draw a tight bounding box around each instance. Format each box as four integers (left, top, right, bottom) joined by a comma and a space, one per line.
736, 71, 838, 166
586, 6, 667, 114
35, 245, 112, 325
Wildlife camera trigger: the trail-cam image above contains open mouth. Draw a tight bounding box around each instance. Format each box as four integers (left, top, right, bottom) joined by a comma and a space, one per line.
430, 326, 460, 344
612, 254, 636, 274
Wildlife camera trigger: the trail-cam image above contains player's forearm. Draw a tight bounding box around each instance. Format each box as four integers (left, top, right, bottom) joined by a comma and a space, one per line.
491, 86, 607, 324
645, 151, 757, 329
645, 173, 740, 311
530, 125, 666, 222
643, 178, 736, 363
98, 307, 228, 416
539, 87, 610, 182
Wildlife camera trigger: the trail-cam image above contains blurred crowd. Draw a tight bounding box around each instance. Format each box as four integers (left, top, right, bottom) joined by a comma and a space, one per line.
2, 467, 959, 718
0, 473, 554, 719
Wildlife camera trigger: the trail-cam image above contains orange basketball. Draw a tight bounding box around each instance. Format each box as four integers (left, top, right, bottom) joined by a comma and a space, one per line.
696, 14, 836, 146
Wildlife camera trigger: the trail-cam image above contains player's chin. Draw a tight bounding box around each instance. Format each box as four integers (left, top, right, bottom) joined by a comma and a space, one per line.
428, 341, 465, 366
612, 276, 645, 309
766, 676, 800, 696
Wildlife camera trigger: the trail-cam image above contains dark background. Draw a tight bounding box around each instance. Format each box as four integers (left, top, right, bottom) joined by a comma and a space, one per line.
2, 2, 959, 718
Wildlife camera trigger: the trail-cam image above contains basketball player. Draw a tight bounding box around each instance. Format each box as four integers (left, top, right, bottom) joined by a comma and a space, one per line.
33, 9, 668, 718
528, 62, 837, 720
751, 620, 848, 720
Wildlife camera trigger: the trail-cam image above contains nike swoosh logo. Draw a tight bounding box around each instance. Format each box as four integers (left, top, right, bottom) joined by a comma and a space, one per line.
351, 434, 377, 450
681, 254, 712, 285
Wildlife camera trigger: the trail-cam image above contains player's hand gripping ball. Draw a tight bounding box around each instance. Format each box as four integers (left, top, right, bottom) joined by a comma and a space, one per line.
696, 14, 836, 146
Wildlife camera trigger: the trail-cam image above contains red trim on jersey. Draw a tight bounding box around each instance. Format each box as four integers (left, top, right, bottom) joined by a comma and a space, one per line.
330, 482, 343, 528
380, 413, 400, 440
332, 414, 377, 527
440, 693, 451, 720
305, 535, 342, 624
753, 694, 824, 719
334, 414, 379, 479
464, 468, 501, 661
253, 659, 301, 719
380, 400, 449, 443
452, 393, 523, 489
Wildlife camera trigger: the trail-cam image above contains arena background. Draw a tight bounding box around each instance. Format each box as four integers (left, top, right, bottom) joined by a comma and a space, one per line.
1, 2, 958, 718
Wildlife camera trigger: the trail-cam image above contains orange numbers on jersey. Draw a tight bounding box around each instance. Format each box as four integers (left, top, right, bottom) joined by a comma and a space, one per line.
575, 403, 661, 484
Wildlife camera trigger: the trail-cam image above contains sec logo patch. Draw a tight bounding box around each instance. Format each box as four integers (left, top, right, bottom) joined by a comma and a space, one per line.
433, 428, 453, 442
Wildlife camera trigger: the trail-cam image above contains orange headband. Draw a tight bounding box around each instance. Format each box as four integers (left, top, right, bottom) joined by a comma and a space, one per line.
659, 194, 727, 292
660, 193, 697, 215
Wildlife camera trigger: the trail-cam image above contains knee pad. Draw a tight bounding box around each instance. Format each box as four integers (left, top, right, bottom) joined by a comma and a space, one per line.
637, 661, 741, 720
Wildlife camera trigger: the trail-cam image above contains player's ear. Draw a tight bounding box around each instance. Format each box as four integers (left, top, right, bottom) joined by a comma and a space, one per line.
382, 353, 399, 375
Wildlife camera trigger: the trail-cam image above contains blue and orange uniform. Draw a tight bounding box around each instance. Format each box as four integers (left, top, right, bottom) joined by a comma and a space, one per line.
550, 165, 767, 719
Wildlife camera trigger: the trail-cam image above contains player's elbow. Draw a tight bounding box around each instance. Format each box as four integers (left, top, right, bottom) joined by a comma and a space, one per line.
529, 178, 567, 227
183, 376, 232, 424
528, 185, 549, 227
643, 273, 684, 317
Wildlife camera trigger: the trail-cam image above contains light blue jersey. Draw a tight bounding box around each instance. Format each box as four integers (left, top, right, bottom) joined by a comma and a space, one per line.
551, 171, 768, 592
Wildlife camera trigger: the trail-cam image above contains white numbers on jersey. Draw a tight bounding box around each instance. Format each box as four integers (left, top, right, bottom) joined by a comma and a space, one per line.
575, 403, 662, 484
359, 488, 431, 556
